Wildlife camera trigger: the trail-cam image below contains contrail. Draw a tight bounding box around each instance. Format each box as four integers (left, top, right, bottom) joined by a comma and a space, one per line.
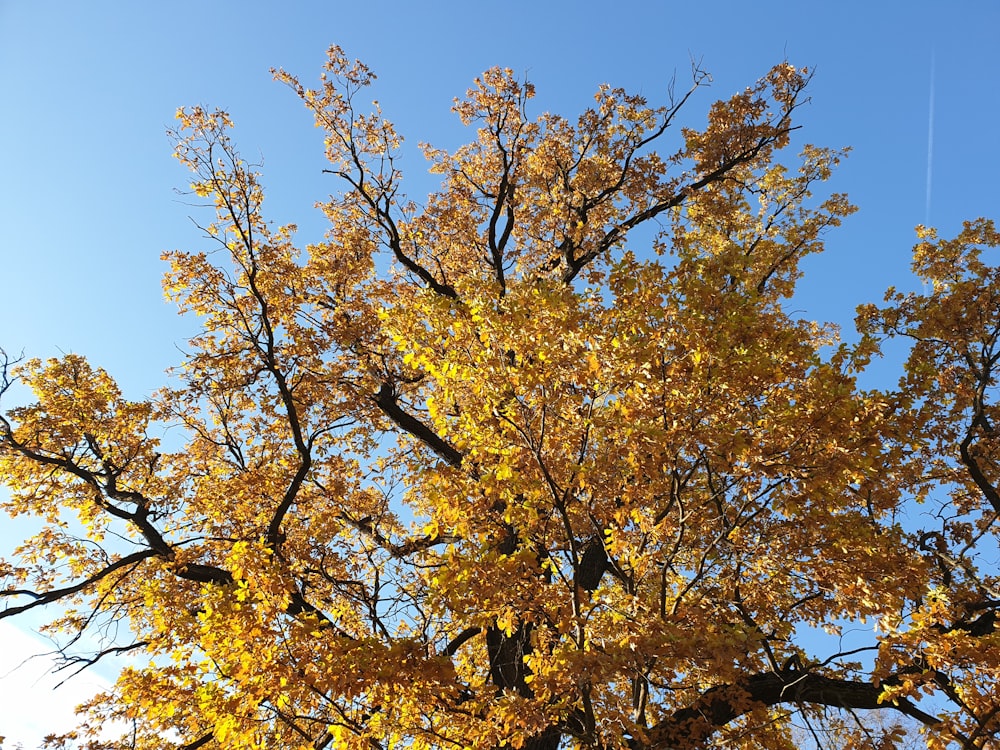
925, 50, 935, 225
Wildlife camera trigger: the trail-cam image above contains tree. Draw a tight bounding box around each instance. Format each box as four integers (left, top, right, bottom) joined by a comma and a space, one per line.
1, 46, 999, 750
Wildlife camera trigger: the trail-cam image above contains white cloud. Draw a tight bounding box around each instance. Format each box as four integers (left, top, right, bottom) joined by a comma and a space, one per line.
0, 622, 112, 749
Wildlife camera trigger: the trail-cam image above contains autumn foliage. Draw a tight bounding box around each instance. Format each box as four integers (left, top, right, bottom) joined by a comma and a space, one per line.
2, 47, 1000, 749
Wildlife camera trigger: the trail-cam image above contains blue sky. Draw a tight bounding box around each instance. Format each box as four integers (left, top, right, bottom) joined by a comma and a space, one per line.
1, 0, 998, 745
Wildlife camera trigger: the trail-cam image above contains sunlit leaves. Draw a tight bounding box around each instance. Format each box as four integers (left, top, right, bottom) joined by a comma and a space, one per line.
3, 45, 1000, 750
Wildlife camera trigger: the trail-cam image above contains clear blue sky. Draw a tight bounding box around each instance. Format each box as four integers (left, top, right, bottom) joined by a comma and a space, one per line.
0, 0, 998, 744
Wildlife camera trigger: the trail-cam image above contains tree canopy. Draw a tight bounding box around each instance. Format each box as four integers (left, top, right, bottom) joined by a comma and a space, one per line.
2, 47, 999, 750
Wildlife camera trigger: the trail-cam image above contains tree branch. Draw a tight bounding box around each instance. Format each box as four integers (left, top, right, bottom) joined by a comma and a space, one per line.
641, 668, 940, 749
0, 549, 158, 618
561, 125, 798, 285
373, 382, 463, 468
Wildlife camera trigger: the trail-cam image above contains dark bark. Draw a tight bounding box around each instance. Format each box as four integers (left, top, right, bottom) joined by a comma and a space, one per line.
374, 382, 463, 468
486, 622, 534, 699
575, 535, 608, 592
482, 521, 562, 750
639, 669, 940, 750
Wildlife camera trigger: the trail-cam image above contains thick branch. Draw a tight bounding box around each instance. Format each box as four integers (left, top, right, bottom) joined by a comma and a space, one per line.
485, 131, 517, 296
960, 411, 1000, 514
0, 549, 158, 618
642, 669, 940, 749
444, 626, 481, 657
373, 382, 463, 468
180, 732, 214, 750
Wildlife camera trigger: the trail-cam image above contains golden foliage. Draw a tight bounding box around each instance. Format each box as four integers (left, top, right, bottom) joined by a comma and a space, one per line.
2, 47, 999, 749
